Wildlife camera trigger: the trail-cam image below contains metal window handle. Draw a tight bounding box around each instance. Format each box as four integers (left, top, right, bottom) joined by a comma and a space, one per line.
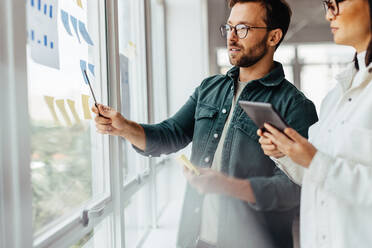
81, 205, 105, 227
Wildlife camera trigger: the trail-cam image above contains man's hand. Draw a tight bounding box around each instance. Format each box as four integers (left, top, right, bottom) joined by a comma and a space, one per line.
92, 104, 128, 137
92, 104, 146, 150
183, 167, 256, 203
257, 129, 285, 159
183, 167, 228, 195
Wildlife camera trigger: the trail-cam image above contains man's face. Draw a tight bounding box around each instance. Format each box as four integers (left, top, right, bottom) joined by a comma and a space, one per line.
227, 2, 269, 67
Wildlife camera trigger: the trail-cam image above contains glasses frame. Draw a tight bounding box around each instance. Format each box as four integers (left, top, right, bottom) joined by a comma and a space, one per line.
220, 23, 272, 39
323, 0, 343, 17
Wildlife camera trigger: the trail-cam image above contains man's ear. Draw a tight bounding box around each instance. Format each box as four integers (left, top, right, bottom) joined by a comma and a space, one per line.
267, 28, 283, 48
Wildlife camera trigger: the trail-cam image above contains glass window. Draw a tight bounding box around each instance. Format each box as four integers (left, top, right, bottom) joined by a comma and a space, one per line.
298, 43, 354, 111
27, 0, 109, 235
70, 216, 114, 248
124, 186, 152, 248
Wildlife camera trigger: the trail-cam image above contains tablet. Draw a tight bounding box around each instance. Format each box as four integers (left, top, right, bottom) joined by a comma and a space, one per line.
239, 101, 289, 132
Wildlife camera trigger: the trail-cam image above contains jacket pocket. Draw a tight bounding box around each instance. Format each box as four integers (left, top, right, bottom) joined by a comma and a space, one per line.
192, 104, 219, 158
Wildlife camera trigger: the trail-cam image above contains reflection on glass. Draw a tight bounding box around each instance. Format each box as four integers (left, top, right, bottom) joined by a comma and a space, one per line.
27, 0, 104, 234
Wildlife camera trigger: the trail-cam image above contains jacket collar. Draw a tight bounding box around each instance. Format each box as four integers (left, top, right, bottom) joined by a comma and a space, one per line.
335, 62, 372, 92
226, 61, 285, 87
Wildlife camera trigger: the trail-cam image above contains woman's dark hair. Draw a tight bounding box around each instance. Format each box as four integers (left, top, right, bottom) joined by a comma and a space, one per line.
228, 0, 292, 49
355, 0, 372, 71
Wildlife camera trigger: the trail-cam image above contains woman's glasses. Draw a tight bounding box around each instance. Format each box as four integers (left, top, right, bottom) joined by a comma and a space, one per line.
323, 0, 345, 17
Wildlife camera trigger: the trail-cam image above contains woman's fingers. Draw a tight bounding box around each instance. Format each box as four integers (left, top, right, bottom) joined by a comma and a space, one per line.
284, 128, 305, 143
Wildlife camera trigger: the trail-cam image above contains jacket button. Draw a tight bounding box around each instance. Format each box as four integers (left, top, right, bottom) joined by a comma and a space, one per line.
222, 109, 227, 114
204, 157, 210, 163
213, 133, 219, 139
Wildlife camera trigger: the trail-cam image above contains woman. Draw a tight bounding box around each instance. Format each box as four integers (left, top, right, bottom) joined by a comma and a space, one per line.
258, 0, 372, 247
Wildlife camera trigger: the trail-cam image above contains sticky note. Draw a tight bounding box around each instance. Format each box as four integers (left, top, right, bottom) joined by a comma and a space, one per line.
176, 155, 201, 176
61, 10, 73, 36
88, 63, 95, 76
76, 0, 83, 8
56, 99, 73, 126
78, 21, 94, 46
44, 96, 61, 125
67, 99, 81, 124
82, 94, 92, 119
80, 60, 88, 84
70, 15, 81, 43
123, 41, 136, 60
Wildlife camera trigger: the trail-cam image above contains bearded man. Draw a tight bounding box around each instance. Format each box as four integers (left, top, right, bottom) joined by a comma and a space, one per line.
93, 0, 318, 247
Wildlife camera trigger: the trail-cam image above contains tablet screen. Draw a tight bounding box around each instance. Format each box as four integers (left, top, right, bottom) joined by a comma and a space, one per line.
239, 101, 289, 132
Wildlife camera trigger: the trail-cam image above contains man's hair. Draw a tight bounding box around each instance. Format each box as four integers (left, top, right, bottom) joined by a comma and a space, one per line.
228, 0, 292, 48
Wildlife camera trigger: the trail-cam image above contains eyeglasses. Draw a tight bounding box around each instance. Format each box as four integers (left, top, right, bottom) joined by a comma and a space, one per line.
220, 24, 272, 39
323, 0, 345, 17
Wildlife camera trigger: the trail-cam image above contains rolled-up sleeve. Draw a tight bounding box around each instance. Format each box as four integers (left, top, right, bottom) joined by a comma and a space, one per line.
132, 88, 199, 157
248, 166, 301, 211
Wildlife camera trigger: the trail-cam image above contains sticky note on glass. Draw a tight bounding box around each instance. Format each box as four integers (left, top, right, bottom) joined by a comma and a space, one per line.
82, 94, 92, 119
56, 99, 72, 126
176, 155, 201, 176
67, 99, 81, 124
44, 96, 61, 125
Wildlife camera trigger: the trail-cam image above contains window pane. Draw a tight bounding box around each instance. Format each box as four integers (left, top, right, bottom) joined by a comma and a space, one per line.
124, 185, 152, 248
117, 0, 150, 182
70, 216, 114, 248
299, 43, 353, 111
27, 0, 108, 235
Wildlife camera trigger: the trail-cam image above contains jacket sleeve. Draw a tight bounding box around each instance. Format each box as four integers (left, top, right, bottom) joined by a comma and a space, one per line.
248, 98, 318, 211
306, 150, 372, 206
248, 166, 301, 211
132, 87, 198, 157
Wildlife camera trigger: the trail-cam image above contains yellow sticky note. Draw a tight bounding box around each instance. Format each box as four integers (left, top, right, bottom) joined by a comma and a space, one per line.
176, 155, 201, 176
44, 96, 61, 125
123, 41, 137, 60
56, 99, 72, 127
67, 99, 81, 124
82, 94, 92, 120
76, 0, 83, 8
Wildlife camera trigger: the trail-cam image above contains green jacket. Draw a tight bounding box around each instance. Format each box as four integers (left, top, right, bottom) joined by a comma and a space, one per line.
135, 62, 318, 248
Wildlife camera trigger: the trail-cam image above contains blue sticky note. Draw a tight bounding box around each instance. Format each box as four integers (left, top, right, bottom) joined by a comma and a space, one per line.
88, 64, 95, 76
70, 16, 81, 43
49, 5, 53, 18
78, 21, 94, 46
80, 60, 88, 84
61, 10, 72, 36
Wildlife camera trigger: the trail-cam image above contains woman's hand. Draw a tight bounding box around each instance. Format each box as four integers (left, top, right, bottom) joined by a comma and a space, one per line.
257, 129, 285, 158
262, 123, 317, 168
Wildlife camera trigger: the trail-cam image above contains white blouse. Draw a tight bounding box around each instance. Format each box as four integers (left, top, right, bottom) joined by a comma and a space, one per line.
273, 51, 372, 248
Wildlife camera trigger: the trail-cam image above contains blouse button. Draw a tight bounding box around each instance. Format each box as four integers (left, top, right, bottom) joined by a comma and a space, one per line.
222, 109, 227, 114
213, 133, 219, 139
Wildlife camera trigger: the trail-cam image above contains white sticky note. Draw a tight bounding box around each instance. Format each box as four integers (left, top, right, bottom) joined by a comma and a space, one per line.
27, 0, 60, 69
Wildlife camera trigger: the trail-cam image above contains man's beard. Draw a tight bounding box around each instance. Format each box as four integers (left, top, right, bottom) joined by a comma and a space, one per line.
229, 34, 269, 67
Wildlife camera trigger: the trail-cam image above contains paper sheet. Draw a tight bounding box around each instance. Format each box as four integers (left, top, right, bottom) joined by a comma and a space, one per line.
27, 0, 60, 69
78, 21, 94, 46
